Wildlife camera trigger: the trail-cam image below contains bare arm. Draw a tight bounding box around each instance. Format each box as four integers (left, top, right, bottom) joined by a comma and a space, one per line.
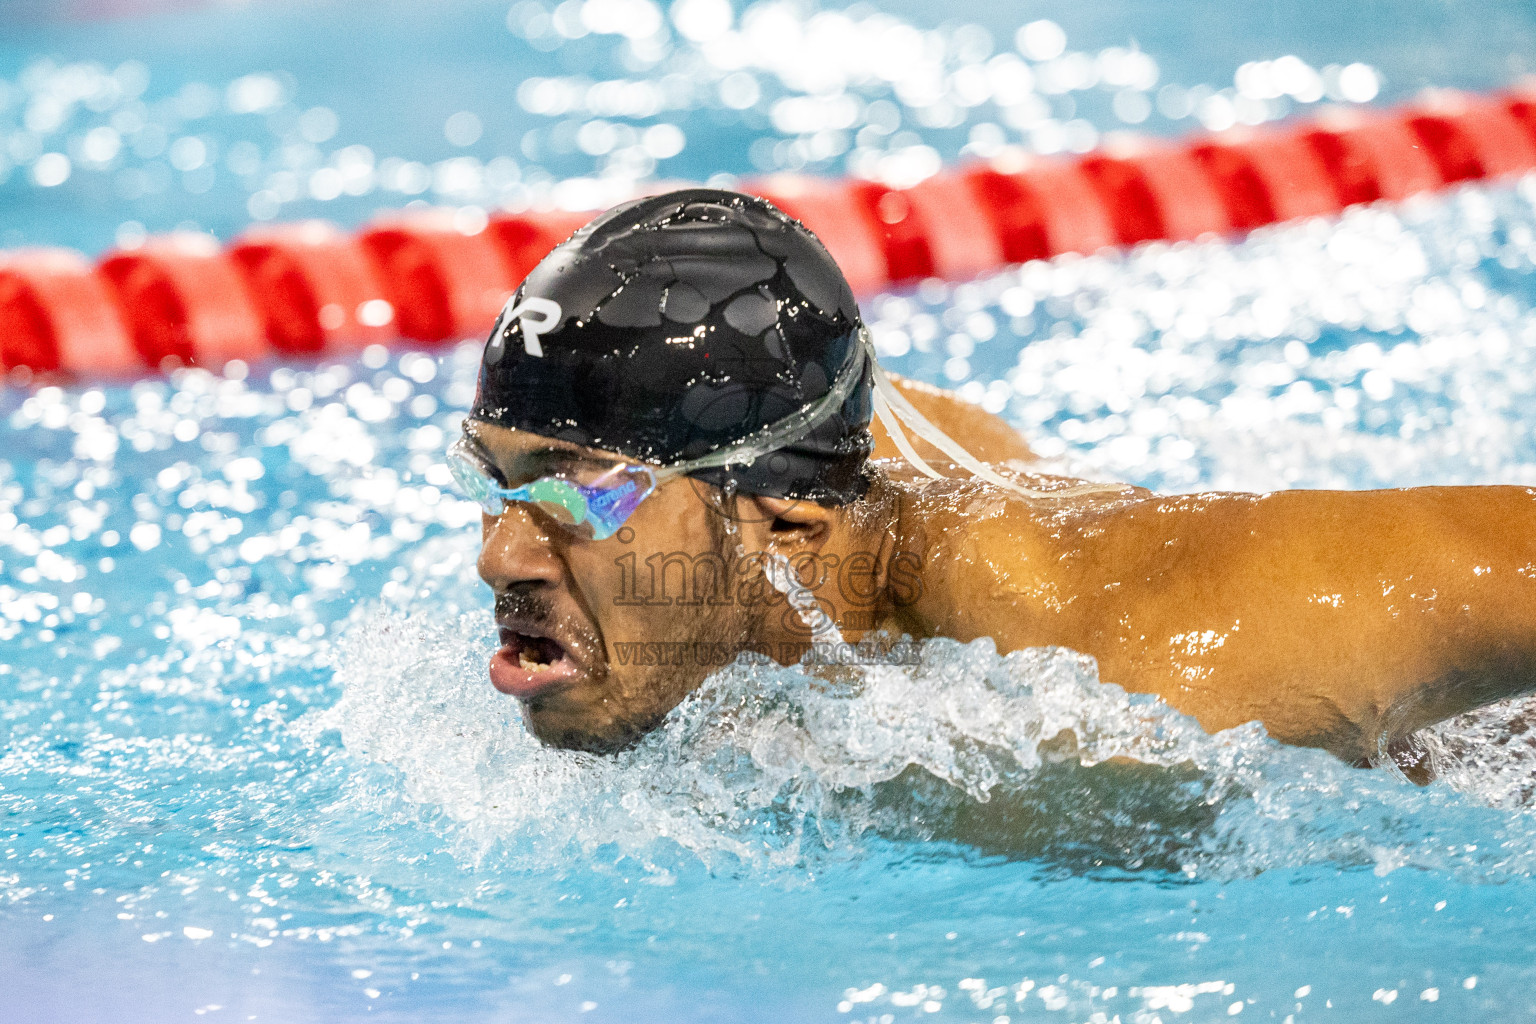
1101, 487, 1536, 760
872, 374, 1035, 465
955, 486, 1536, 763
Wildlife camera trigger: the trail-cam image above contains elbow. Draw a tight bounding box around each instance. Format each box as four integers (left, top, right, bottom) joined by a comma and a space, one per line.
1349, 651, 1536, 767
1250, 693, 1381, 764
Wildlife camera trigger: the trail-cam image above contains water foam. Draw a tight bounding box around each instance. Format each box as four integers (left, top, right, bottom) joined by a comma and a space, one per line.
308, 534, 1536, 885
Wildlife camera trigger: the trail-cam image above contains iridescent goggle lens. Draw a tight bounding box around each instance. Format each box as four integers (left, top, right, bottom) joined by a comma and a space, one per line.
446, 438, 657, 540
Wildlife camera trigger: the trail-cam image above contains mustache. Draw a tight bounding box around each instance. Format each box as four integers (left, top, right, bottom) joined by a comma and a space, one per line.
494, 589, 556, 626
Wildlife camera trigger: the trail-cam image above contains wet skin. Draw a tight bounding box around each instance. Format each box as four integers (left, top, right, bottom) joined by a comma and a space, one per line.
891, 480, 1536, 766
475, 375, 1536, 764
473, 374, 1021, 751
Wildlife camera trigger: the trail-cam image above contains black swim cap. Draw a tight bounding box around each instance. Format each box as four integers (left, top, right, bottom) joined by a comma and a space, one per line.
469, 188, 875, 503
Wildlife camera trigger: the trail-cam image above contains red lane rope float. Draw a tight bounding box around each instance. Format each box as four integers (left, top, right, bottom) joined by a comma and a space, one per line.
1406, 91, 1536, 184
1299, 109, 1444, 205
0, 248, 140, 376
227, 221, 397, 356
1079, 140, 1231, 243
845, 175, 1004, 282
1189, 128, 1342, 229
1510, 92, 1536, 143
487, 208, 595, 281
356, 211, 521, 343
98, 233, 272, 371
5, 84, 1536, 380
955, 158, 1119, 263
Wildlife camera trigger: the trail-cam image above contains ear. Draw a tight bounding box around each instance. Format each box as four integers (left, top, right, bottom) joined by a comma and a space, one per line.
746, 495, 836, 547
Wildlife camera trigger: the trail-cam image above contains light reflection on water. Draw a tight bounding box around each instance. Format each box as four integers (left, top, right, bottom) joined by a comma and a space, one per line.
5, 177, 1536, 1019
0, 0, 1476, 253
5, 0, 1536, 1019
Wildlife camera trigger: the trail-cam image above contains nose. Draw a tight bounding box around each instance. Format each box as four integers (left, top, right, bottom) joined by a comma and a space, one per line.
477, 505, 566, 593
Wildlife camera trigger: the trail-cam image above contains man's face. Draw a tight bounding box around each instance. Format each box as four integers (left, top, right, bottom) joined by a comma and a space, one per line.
470, 422, 765, 751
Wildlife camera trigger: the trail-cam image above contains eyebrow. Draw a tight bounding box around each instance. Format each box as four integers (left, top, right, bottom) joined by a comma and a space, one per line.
463, 430, 596, 481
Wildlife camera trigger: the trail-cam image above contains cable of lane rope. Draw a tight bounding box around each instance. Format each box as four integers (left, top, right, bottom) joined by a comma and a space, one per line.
2, 84, 1536, 381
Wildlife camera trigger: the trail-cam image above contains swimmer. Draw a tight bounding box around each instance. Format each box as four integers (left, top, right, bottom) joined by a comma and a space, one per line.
456, 188, 1536, 771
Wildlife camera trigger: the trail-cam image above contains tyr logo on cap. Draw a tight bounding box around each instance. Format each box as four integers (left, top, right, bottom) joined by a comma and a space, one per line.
487, 295, 563, 361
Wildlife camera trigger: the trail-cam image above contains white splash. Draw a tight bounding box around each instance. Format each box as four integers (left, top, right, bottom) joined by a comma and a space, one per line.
305, 584, 1536, 882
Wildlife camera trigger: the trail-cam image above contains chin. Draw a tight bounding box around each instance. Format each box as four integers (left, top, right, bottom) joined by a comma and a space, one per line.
514, 656, 720, 754
521, 699, 662, 754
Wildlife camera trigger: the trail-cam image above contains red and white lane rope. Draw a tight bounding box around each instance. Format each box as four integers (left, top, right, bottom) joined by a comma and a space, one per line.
3, 84, 1535, 380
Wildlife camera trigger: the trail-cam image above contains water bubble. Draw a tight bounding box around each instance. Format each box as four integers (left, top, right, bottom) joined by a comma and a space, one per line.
297, 106, 339, 143
1016, 20, 1066, 62
358, 299, 395, 327
1196, 92, 1237, 131
671, 0, 732, 41
168, 135, 206, 171
225, 73, 284, 114
1337, 62, 1381, 103
80, 125, 122, 165
641, 122, 684, 159
579, 0, 662, 39
246, 190, 281, 220
30, 152, 70, 187
444, 110, 483, 147
718, 71, 759, 110
128, 522, 162, 551
1112, 88, 1151, 124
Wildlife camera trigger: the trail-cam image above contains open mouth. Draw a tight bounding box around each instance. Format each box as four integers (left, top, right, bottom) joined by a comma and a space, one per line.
490, 626, 580, 700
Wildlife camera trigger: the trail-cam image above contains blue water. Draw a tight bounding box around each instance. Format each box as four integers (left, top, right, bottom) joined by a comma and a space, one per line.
6, 1, 1536, 1021
3, 0, 1535, 253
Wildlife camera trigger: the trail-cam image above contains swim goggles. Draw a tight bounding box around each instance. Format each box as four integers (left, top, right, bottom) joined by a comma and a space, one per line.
446, 336, 869, 539
446, 328, 1127, 539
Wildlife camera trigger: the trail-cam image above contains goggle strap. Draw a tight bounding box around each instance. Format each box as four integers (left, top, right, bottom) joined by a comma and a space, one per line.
865, 330, 1130, 500
666, 339, 868, 477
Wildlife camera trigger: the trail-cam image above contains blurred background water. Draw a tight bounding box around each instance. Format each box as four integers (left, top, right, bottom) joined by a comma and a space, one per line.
2, 0, 1534, 254
6, 0, 1536, 1021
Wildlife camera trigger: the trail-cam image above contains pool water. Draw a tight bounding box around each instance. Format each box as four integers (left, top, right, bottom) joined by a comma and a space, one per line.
6, 1, 1536, 1021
